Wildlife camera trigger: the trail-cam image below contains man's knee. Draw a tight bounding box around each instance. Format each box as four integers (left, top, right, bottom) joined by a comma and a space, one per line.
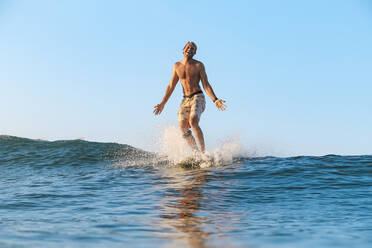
189, 116, 200, 129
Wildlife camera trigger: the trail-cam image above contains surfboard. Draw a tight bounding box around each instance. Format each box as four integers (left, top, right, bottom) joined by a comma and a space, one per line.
177, 155, 214, 169
177, 157, 202, 169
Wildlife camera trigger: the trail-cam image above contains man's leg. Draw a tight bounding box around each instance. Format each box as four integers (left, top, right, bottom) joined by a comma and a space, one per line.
189, 115, 205, 152
179, 119, 199, 151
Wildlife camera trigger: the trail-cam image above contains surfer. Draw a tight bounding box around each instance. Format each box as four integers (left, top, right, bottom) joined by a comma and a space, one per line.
153, 41, 226, 152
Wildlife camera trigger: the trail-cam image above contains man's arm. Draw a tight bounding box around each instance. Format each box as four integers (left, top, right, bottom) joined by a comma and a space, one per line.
153, 64, 179, 115
199, 63, 226, 111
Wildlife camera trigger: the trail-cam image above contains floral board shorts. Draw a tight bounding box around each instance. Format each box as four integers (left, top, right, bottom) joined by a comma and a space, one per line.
178, 93, 206, 122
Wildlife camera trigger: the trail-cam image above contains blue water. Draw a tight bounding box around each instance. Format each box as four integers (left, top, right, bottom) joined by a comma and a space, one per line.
0, 135, 371, 248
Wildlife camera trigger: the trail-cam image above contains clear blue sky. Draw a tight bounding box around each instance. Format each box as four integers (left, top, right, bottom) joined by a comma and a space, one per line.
1, 0, 371, 156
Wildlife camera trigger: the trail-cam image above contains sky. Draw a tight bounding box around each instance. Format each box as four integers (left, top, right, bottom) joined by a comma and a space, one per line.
1, 0, 371, 156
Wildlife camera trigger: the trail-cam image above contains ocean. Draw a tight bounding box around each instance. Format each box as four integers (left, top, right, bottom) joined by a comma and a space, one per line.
0, 134, 371, 248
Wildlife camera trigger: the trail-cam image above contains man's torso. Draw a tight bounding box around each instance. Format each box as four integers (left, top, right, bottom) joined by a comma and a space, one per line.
175, 60, 202, 96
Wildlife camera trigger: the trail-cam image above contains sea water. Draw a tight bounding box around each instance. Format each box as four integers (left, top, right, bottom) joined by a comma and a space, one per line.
0, 134, 371, 248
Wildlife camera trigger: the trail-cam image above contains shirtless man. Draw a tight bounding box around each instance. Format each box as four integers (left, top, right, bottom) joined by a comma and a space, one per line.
153, 41, 226, 152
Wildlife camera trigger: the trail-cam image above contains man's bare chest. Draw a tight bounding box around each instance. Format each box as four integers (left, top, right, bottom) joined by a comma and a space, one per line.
176, 65, 200, 79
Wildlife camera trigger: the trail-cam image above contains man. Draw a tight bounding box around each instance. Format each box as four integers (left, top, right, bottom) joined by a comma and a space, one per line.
153, 41, 226, 153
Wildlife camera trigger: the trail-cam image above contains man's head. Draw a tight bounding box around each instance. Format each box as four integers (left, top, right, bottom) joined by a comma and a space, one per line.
183, 41, 197, 58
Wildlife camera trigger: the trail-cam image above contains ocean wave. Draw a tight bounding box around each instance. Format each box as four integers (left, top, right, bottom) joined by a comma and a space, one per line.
1, 135, 371, 170
0, 135, 152, 167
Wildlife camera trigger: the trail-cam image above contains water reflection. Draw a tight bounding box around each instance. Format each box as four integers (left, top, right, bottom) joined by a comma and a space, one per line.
158, 168, 211, 248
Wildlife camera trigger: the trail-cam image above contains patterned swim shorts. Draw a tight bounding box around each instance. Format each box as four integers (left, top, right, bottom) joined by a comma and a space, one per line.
178, 93, 206, 121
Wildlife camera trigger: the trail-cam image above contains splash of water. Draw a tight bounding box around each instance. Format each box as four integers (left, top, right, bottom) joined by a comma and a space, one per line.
155, 125, 251, 168
156, 125, 192, 162
114, 125, 252, 168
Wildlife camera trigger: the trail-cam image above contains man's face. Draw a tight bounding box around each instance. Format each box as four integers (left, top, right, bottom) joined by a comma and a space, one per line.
183, 43, 196, 57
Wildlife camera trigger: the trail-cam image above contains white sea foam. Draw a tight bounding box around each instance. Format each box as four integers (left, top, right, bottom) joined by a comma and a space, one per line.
155, 125, 252, 168
155, 125, 192, 163
115, 125, 253, 168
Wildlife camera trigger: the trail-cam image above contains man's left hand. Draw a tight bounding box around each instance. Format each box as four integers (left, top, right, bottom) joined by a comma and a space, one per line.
215, 99, 226, 111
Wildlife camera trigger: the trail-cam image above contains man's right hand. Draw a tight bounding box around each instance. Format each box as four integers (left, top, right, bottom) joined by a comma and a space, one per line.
153, 103, 165, 115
